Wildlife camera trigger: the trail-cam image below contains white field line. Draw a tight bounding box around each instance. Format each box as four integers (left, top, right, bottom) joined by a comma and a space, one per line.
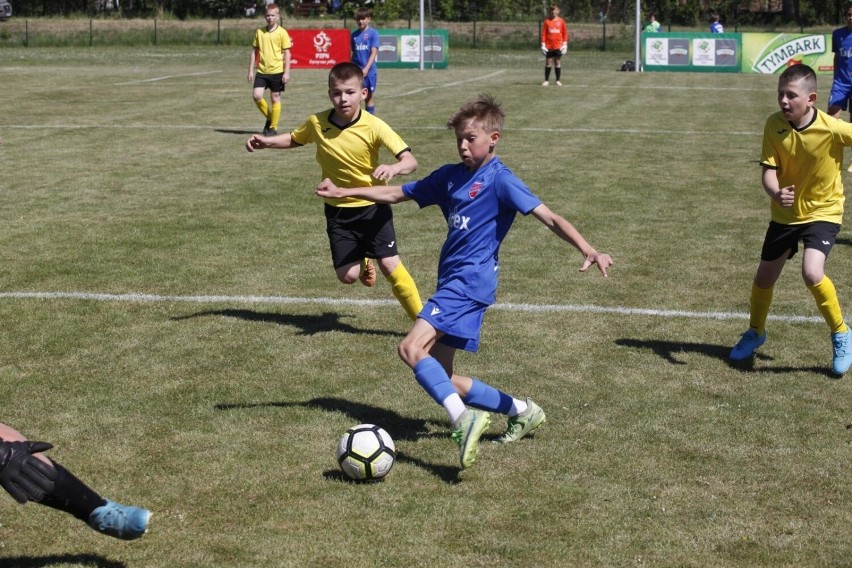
0, 123, 761, 137
113, 70, 222, 85
0, 290, 822, 324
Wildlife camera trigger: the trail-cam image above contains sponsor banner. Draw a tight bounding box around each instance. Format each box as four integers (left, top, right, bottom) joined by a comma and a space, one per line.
289, 28, 350, 69
374, 28, 449, 69
642, 32, 740, 72
643, 32, 834, 74
288, 28, 449, 70
742, 33, 833, 74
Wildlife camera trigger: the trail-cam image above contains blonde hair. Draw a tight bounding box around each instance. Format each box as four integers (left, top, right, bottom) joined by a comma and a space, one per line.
447, 94, 505, 134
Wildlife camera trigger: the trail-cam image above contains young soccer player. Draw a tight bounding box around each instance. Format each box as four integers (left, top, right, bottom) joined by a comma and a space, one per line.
0, 422, 150, 540
709, 12, 724, 33
316, 94, 612, 469
248, 3, 291, 136
730, 64, 852, 375
351, 7, 379, 114
828, 2, 852, 121
246, 62, 422, 321
540, 4, 568, 86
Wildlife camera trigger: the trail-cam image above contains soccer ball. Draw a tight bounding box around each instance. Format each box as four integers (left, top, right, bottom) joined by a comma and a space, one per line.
336, 424, 396, 481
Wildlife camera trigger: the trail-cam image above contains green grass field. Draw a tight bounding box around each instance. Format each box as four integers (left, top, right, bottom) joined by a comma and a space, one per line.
1, 46, 851, 567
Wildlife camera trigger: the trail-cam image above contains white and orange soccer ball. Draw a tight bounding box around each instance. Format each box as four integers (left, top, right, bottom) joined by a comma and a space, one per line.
336, 424, 396, 481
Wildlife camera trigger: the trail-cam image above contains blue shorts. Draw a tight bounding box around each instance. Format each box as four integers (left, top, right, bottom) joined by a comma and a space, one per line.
419, 287, 488, 353
363, 73, 377, 94
829, 80, 852, 109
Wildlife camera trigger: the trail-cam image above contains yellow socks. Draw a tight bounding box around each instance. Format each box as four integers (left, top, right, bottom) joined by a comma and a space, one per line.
748, 282, 773, 335
255, 99, 269, 119
808, 276, 848, 334
386, 262, 422, 321
270, 102, 281, 130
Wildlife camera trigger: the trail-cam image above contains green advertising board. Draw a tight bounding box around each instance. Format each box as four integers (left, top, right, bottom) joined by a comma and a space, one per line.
642, 32, 833, 74
642, 32, 741, 73
376, 28, 449, 69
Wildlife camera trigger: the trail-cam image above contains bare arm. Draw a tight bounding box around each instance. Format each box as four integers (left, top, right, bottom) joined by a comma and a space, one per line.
761, 166, 794, 207
248, 48, 258, 82
372, 150, 418, 182
246, 132, 296, 152
316, 179, 410, 204
363, 46, 378, 75
283, 48, 291, 83
530, 203, 612, 277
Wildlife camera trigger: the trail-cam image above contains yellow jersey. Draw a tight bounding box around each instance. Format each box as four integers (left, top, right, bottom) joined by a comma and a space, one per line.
291, 109, 412, 208
252, 26, 291, 75
760, 108, 852, 225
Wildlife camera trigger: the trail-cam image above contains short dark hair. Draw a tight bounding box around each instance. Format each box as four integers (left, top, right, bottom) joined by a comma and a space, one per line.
779, 63, 817, 93
329, 62, 364, 88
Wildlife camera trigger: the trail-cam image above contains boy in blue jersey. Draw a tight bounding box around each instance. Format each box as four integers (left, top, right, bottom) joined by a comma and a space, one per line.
829, 2, 852, 121
351, 7, 379, 114
316, 94, 613, 470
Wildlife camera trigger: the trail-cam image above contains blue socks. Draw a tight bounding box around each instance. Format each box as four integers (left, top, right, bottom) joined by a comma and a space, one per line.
413, 358, 456, 404
463, 378, 514, 414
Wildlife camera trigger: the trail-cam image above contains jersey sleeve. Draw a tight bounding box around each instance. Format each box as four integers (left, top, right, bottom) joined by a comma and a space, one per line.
561, 19, 568, 42
280, 29, 292, 50
290, 116, 316, 146
403, 166, 451, 209
759, 117, 779, 169
374, 118, 411, 158
494, 170, 542, 214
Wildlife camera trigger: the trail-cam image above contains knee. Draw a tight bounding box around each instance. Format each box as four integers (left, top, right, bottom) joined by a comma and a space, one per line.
802, 269, 825, 287
397, 338, 420, 368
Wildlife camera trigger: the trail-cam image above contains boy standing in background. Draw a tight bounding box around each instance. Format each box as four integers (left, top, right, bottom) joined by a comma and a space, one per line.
248, 3, 291, 136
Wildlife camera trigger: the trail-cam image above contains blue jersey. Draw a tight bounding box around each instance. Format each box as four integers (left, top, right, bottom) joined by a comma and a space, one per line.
351, 27, 379, 79
833, 27, 852, 87
402, 157, 542, 305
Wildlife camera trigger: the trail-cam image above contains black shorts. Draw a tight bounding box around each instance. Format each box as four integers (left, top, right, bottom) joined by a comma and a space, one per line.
545, 49, 563, 59
253, 72, 285, 93
325, 203, 399, 269
760, 220, 840, 261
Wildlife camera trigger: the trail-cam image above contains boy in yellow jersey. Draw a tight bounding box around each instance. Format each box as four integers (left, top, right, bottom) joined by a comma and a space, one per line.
731, 64, 852, 375
248, 3, 291, 136
245, 62, 422, 320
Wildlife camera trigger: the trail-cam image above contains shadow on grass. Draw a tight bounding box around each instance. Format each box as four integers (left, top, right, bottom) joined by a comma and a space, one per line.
214, 128, 258, 135
0, 554, 125, 568
215, 397, 462, 483
172, 309, 404, 337
835, 237, 852, 247
615, 338, 838, 379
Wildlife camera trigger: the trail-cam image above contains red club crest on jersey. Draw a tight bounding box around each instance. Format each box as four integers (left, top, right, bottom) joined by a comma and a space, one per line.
469, 182, 483, 199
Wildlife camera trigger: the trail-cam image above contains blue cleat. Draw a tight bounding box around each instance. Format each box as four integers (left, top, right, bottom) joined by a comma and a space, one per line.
730, 329, 766, 361
88, 500, 151, 540
831, 328, 852, 375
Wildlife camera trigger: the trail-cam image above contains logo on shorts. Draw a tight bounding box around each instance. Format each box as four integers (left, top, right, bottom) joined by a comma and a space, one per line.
430, 307, 441, 315
469, 181, 483, 199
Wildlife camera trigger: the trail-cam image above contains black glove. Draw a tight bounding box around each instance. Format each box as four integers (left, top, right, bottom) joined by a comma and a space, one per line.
0, 441, 57, 504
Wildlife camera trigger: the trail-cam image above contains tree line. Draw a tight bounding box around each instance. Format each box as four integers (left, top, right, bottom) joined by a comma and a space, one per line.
7, 0, 848, 27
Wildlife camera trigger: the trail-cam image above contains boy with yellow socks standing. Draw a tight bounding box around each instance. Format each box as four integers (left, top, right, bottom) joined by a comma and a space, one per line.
731, 64, 852, 375
248, 3, 291, 136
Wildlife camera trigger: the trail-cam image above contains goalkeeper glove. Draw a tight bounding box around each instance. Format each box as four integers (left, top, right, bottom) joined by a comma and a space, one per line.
560, 43, 568, 54
540, 43, 547, 55
0, 441, 57, 504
